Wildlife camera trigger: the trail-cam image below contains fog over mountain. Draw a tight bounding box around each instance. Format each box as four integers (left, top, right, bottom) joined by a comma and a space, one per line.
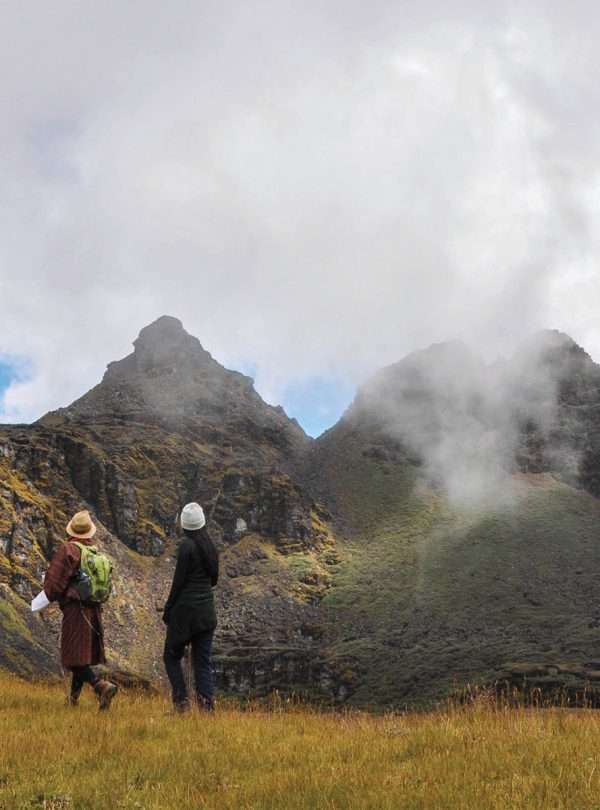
350, 332, 592, 509
2, 1, 600, 426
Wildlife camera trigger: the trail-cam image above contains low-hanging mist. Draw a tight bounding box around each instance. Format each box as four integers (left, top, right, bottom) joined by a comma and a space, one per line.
350, 331, 591, 510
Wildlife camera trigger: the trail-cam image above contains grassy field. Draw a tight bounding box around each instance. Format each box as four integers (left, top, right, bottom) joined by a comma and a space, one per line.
3, 675, 600, 809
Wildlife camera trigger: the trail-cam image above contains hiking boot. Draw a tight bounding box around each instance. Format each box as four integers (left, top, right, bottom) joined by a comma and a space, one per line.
197, 694, 215, 712
67, 684, 83, 707
94, 679, 118, 711
172, 699, 192, 715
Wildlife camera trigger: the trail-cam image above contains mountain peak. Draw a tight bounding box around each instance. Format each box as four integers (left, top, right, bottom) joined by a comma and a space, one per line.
39, 318, 308, 448
520, 329, 590, 361
135, 315, 185, 346
128, 315, 214, 376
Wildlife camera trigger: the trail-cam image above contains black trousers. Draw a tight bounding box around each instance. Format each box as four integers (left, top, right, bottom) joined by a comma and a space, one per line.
163, 630, 214, 708
70, 665, 100, 696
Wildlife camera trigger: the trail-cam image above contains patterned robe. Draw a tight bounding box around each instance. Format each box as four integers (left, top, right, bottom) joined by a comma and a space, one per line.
44, 538, 106, 669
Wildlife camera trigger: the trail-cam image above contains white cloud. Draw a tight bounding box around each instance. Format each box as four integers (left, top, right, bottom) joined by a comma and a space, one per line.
1, 1, 600, 422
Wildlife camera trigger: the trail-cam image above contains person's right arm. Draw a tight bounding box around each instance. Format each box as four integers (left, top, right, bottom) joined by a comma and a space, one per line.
43, 543, 80, 602
162, 542, 191, 623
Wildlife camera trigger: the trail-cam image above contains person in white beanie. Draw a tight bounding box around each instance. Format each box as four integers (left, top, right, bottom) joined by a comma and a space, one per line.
162, 502, 219, 712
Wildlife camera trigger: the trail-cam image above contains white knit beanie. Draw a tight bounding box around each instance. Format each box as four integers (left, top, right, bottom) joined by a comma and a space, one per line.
180, 502, 206, 531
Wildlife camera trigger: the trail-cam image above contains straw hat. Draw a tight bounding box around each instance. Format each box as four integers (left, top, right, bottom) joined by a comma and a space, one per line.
66, 510, 97, 540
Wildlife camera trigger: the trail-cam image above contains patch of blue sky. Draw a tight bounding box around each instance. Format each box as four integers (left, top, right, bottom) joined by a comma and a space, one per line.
282, 378, 355, 438
230, 363, 356, 438
0, 356, 32, 418
232, 361, 355, 437
236, 360, 258, 379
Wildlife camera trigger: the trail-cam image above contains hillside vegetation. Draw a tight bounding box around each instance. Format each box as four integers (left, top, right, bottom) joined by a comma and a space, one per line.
2, 675, 600, 809
314, 417, 600, 707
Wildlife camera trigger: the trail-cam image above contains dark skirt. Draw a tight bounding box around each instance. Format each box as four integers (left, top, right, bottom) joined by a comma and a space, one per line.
60, 602, 106, 669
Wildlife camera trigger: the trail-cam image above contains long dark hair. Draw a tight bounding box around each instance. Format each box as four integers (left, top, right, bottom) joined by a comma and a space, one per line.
184, 526, 219, 585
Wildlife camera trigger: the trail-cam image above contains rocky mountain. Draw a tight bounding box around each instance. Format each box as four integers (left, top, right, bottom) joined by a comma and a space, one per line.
3, 320, 600, 707
0, 317, 339, 694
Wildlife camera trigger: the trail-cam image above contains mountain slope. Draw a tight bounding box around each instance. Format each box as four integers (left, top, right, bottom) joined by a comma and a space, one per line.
309, 333, 600, 706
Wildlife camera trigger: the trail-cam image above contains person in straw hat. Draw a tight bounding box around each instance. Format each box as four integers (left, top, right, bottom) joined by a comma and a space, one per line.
43, 510, 118, 710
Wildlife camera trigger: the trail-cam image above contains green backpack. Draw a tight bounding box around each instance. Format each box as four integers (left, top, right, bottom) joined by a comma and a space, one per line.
72, 542, 113, 604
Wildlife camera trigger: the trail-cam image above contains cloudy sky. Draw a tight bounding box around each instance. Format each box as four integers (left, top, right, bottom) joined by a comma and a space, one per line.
1, 1, 599, 436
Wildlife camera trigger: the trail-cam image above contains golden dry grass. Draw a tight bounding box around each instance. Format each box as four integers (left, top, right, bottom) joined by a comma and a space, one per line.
2, 674, 600, 809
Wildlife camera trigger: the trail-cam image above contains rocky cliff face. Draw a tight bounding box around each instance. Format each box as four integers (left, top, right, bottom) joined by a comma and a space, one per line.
39, 315, 311, 555
0, 317, 339, 695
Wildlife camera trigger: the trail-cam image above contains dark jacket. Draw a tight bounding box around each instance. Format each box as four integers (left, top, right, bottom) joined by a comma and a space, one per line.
163, 529, 219, 646
44, 538, 106, 668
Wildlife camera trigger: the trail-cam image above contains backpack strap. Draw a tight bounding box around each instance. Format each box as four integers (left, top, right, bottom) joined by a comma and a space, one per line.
72, 542, 98, 553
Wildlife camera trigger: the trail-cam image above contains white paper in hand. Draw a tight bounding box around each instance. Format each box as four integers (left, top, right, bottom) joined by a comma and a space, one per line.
31, 590, 50, 612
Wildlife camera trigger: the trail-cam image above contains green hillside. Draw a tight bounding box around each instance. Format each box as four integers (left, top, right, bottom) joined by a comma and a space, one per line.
313, 416, 600, 708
